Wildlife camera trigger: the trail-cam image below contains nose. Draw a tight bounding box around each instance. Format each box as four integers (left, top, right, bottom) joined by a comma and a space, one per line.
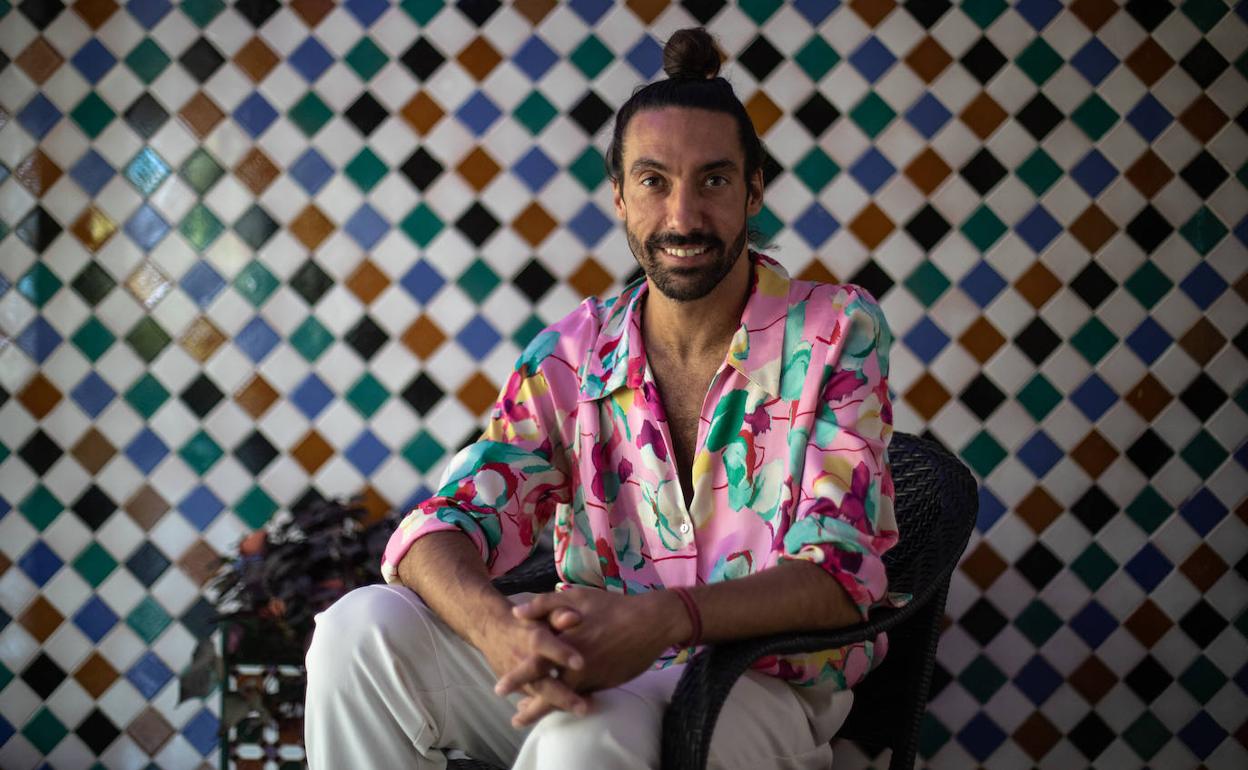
665, 182, 703, 235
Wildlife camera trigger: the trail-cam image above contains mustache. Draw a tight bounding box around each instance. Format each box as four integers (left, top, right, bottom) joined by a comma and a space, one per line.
646, 231, 723, 251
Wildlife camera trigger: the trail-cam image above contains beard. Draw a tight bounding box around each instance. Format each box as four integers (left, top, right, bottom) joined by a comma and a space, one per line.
624, 219, 749, 302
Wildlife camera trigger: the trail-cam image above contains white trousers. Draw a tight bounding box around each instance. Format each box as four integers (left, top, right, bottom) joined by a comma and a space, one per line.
304, 584, 852, 770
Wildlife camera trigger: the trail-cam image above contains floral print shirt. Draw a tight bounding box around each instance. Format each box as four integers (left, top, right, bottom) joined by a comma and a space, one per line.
382, 253, 898, 689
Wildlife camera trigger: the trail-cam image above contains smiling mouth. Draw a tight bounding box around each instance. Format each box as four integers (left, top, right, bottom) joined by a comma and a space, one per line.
660, 246, 709, 258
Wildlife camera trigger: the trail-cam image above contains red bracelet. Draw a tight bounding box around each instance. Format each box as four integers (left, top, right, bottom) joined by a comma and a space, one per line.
670, 586, 702, 648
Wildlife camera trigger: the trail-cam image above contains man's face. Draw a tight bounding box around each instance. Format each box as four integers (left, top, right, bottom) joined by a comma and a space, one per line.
612, 107, 763, 302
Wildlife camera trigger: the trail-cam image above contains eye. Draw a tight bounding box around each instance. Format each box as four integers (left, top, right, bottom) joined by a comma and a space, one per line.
639, 175, 663, 188
705, 175, 729, 187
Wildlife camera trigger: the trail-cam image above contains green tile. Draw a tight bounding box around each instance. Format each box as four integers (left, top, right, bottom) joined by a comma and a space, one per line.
849, 92, 896, 138
961, 0, 1007, 28
1015, 149, 1062, 196
1179, 206, 1228, 256
21, 485, 63, 531
1014, 599, 1062, 646
961, 431, 1007, 476
749, 204, 784, 244
739, 0, 782, 24
346, 373, 389, 418
62, 331, 107, 379
458, 259, 500, 303
17, 263, 62, 307
289, 91, 334, 137
235, 486, 278, 528
127, 596, 172, 643
289, 317, 334, 361
1237, 607, 1248, 639
22, 709, 68, 756
568, 146, 606, 191
958, 655, 1007, 703
126, 38, 171, 84
1123, 711, 1171, 760
181, 0, 224, 26
1124, 261, 1173, 309
400, 203, 444, 247
72, 262, 117, 306
73, 542, 118, 586
1181, 0, 1228, 32
1069, 317, 1117, 364
1181, 430, 1228, 478
400, 0, 444, 24
1237, 158, 1248, 188
180, 148, 224, 194
1070, 543, 1116, 589
234, 261, 279, 307
0, 661, 11, 691
345, 147, 388, 192
792, 147, 840, 193
512, 314, 546, 349
1015, 38, 1064, 86
125, 373, 170, 419
71, 92, 116, 139
514, 90, 557, 135
234, 205, 279, 250
1016, 374, 1062, 421
125, 147, 171, 195
126, 317, 172, 363
795, 35, 839, 81
1126, 485, 1171, 533
180, 430, 224, 475
345, 37, 388, 81
402, 431, 445, 473
1179, 655, 1227, 704
180, 204, 225, 250
1070, 94, 1118, 141
961, 206, 1007, 252
570, 34, 613, 80
918, 713, 952, 759
904, 262, 950, 307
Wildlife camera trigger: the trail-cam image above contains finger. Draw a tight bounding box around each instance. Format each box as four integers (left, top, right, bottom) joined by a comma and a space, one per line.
526, 626, 584, 670
524, 681, 588, 722
512, 594, 561, 620
494, 654, 554, 696
512, 695, 559, 727
549, 607, 582, 631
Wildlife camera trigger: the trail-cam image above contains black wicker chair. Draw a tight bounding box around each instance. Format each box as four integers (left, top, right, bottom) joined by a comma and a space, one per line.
449, 431, 978, 770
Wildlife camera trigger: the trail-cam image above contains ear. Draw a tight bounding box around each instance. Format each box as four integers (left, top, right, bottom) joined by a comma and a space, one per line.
745, 168, 764, 218
612, 179, 627, 221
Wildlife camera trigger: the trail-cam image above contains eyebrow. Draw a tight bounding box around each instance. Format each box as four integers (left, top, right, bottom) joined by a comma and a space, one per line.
629, 157, 738, 175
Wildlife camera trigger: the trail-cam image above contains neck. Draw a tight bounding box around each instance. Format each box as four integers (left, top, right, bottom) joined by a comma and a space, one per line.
642, 251, 752, 362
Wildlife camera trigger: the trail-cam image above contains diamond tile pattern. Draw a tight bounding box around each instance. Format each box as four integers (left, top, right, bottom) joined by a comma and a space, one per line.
0, 1, 1245, 768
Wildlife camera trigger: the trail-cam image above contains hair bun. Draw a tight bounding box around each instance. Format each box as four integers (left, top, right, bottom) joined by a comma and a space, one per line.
663, 28, 722, 80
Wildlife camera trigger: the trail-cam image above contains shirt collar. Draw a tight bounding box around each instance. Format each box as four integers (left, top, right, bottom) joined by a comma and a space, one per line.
577, 252, 793, 402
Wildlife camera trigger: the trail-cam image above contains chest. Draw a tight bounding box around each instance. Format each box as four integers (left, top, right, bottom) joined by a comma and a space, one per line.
647, 357, 721, 501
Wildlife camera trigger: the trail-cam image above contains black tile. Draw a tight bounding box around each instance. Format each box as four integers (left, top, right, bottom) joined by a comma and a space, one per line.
1234, 324, 1248, 357
760, 148, 783, 189
180, 597, 217, 639
18, 0, 64, 28
235, 204, 279, 249
290, 260, 333, 306
904, 0, 952, 27
514, 259, 556, 302
1180, 372, 1227, 422
1068, 712, 1115, 760
1236, 551, 1248, 583
234, 0, 280, 27
960, 37, 1007, 85
401, 372, 444, 415
624, 265, 646, 286
960, 148, 1007, 195
400, 147, 444, 191
1015, 94, 1064, 140
1179, 150, 1230, 199
72, 262, 117, 306
179, 38, 226, 83
738, 35, 784, 81
456, 427, 482, 453
1125, 0, 1172, 31
849, 260, 894, 300
1125, 204, 1174, 253
74, 486, 116, 530
681, 0, 726, 24
928, 660, 953, 698
15, 206, 63, 253
21, 653, 66, 700
455, 202, 499, 247
345, 92, 388, 136
569, 91, 613, 135
19, 430, 62, 476
456, 0, 500, 25
344, 315, 388, 360
1125, 655, 1173, 702
1125, 428, 1174, 476
905, 204, 951, 250
960, 374, 1005, 420
234, 430, 278, 474
1016, 543, 1063, 589
960, 597, 1008, 645
1179, 40, 1228, 89
793, 92, 839, 137
1237, 104, 1248, 135
1180, 600, 1229, 647
76, 709, 121, 755
1014, 317, 1061, 364
1071, 485, 1117, 533
124, 93, 170, 139
181, 374, 224, 419
290, 486, 327, 517
1069, 262, 1117, 309
400, 39, 445, 81
125, 541, 171, 587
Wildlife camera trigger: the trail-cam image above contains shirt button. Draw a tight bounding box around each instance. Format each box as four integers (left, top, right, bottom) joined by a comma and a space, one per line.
679, 522, 691, 534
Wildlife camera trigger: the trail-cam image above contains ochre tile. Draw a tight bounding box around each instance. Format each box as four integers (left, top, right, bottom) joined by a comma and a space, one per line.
1124, 599, 1172, 647
292, 430, 334, 474
19, 596, 64, 642
178, 92, 225, 139
1069, 204, 1118, 253
568, 257, 613, 298
512, 201, 557, 247
958, 317, 1006, 364
72, 428, 116, 474
1069, 655, 1117, 704
234, 147, 280, 195
905, 147, 952, 195
126, 485, 169, 530
1015, 485, 1062, 533
796, 259, 838, 285
625, 0, 668, 24
905, 37, 952, 83
1013, 262, 1061, 309
400, 91, 444, 136
125, 261, 171, 308
456, 147, 501, 191
1180, 543, 1227, 592
513, 0, 556, 24
355, 486, 392, 525
14, 149, 62, 195
849, 0, 896, 27
72, 206, 118, 252
128, 708, 175, 756
402, 315, 446, 359
458, 36, 502, 81
235, 374, 279, 419
1125, 38, 1173, 86
289, 205, 335, 250
75, 652, 119, 698
1179, 318, 1226, 365
1070, 430, 1118, 478
959, 540, 1007, 590
1068, 0, 1118, 30
73, 0, 118, 28
291, 0, 334, 26
745, 91, 782, 136
1124, 373, 1172, 420
16, 37, 63, 84
1233, 272, 1248, 304
1013, 712, 1062, 761
1125, 150, 1174, 198
849, 203, 895, 250
457, 372, 499, 416
1178, 96, 1228, 144
234, 36, 279, 83
904, 371, 951, 421
346, 259, 389, 305
960, 92, 1007, 140
18, 372, 62, 419
181, 317, 226, 362
178, 540, 222, 587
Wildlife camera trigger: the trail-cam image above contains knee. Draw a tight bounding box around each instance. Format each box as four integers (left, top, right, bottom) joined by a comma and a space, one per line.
305, 584, 430, 677
524, 692, 659, 769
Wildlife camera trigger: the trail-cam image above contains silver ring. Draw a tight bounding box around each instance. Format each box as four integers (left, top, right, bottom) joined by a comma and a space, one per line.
548, 667, 560, 679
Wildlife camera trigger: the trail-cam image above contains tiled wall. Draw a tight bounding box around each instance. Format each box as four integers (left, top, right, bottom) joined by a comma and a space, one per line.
0, 0, 1245, 768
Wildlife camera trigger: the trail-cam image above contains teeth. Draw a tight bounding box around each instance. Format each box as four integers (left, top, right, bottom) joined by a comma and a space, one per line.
663, 247, 707, 257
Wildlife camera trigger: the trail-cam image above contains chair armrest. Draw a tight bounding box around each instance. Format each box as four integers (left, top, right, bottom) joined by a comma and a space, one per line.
491, 552, 558, 595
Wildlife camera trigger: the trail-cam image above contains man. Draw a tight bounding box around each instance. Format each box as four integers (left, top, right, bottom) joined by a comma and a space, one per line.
305, 27, 897, 770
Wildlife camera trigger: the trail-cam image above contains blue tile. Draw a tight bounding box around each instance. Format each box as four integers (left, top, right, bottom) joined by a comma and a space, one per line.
457, 316, 501, 360
179, 485, 224, 531
290, 36, 335, 82
513, 35, 558, 81
0, 715, 12, 751
568, 202, 613, 247
792, 202, 839, 248
569, 0, 611, 24
1016, 0, 1062, 29
793, 0, 840, 25
456, 92, 502, 136
849, 147, 896, 194
345, 0, 387, 26
127, 0, 172, 28
345, 204, 389, 250
848, 37, 896, 83
18, 94, 62, 139
235, 316, 280, 363
403, 485, 434, 511
1125, 317, 1171, 364
124, 147, 171, 196
182, 709, 219, 757
905, 92, 952, 139
400, 260, 445, 304
1070, 373, 1117, 421
1070, 149, 1117, 197
1177, 711, 1227, 760
127, 652, 173, 700
71, 372, 116, 418
512, 147, 558, 192
959, 261, 1007, 307
1017, 430, 1062, 477
626, 35, 662, 79
957, 713, 1007, 762
72, 596, 118, 643
1126, 94, 1172, 143
126, 428, 169, 474
345, 430, 389, 475
16, 318, 62, 363
902, 317, 950, 363
18, 541, 62, 586
180, 263, 225, 308
1014, 655, 1063, 705
1124, 542, 1172, 591
976, 487, 1006, 532
289, 149, 335, 195
125, 205, 170, 250
1070, 38, 1118, 85
70, 149, 115, 196
1180, 488, 1227, 537
1235, 214, 1248, 247
1179, 262, 1227, 310
291, 374, 335, 419
1070, 600, 1116, 648
71, 39, 117, 84
1015, 205, 1061, 253
233, 92, 278, 138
